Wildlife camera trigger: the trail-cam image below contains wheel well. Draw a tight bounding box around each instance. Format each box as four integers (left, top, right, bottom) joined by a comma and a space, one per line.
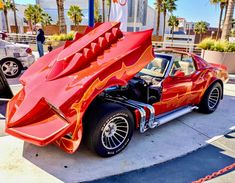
82, 95, 137, 128
208, 79, 224, 100
0, 57, 23, 68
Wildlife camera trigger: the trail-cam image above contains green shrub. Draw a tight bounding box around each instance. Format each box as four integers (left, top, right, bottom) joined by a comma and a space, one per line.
198, 38, 235, 52
227, 43, 235, 52
48, 31, 76, 42
198, 38, 215, 50
231, 29, 235, 37
66, 31, 75, 40
211, 40, 229, 52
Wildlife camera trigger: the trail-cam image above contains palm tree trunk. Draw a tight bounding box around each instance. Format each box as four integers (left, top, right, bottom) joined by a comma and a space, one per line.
216, 4, 224, 40
156, 0, 161, 36
221, 0, 234, 40
102, 0, 105, 22
75, 15, 77, 26
162, 10, 166, 40
223, 2, 228, 25
3, 9, 9, 32
57, 0, 66, 33
12, 0, 18, 33
28, 20, 32, 32
200, 33, 202, 42
108, 0, 111, 21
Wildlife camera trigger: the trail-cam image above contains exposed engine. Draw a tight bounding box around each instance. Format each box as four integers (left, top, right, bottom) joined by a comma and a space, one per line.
104, 75, 162, 104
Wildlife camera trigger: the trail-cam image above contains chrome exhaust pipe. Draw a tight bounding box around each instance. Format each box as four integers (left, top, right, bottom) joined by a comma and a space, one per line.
155, 106, 198, 126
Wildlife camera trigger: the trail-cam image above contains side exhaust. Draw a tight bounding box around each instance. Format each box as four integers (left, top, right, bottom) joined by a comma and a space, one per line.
105, 97, 198, 133
155, 106, 198, 126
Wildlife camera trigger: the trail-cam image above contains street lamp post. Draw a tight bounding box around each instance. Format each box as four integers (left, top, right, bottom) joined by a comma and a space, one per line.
88, 0, 94, 27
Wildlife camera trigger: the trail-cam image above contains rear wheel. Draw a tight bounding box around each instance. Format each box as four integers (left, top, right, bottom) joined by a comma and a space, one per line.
199, 82, 222, 114
0, 58, 22, 78
83, 102, 134, 157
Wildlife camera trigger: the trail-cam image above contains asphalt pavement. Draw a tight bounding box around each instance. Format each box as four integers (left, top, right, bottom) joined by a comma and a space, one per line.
86, 130, 235, 183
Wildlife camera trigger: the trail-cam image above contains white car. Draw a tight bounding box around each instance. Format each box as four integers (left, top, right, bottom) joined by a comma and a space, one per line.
0, 39, 35, 78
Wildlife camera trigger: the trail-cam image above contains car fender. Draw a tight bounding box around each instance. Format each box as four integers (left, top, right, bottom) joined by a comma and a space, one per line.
5, 22, 154, 153
200, 76, 224, 102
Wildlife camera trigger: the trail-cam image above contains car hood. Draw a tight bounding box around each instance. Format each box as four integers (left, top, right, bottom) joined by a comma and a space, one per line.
5, 22, 154, 153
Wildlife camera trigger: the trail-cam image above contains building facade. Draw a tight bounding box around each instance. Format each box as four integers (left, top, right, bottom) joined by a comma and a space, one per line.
0, 0, 168, 36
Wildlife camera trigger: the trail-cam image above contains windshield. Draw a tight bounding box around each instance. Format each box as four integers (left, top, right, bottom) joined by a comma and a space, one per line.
139, 55, 172, 78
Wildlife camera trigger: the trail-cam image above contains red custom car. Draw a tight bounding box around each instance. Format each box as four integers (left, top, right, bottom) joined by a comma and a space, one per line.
5, 22, 228, 157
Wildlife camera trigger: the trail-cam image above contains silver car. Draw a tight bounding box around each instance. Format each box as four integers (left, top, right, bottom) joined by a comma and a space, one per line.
0, 39, 35, 78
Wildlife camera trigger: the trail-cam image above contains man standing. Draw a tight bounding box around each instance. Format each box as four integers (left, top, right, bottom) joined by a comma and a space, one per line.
35, 23, 45, 57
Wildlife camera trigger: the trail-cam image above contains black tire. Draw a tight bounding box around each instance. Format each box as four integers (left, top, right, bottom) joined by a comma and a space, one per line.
199, 82, 222, 114
83, 102, 134, 157
0, 58, 22, 78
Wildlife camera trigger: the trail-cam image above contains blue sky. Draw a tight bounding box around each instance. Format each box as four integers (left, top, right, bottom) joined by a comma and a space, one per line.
15, 0, 35, 4
149, 0, 235, 27
16, 0, 234, 27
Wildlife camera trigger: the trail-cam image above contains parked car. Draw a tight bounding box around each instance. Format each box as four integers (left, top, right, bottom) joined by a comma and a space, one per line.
0, 39, 35, 78
5, 22, 228, 157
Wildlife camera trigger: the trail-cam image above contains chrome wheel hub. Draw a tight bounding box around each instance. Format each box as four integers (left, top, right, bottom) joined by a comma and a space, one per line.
101, 116, 129, 150
1, 61, 19, 76
208, 87, 220, 109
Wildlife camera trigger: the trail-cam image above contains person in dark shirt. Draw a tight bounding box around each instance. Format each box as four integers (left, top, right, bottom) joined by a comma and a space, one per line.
35, 23, 45, 57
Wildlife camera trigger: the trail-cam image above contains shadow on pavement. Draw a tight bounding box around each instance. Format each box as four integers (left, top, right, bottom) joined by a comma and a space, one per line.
21, 130, 235, 183
85, 141, 235, 183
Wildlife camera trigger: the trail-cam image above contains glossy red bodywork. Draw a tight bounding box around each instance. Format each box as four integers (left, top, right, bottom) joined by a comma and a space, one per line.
153, 50, 228, 116
5, 23, 228, 154
5, 22, 154, 153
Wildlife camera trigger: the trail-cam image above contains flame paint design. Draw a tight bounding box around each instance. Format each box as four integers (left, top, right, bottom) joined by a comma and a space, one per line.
56, 45, 154, 153
5, 22, 154, 154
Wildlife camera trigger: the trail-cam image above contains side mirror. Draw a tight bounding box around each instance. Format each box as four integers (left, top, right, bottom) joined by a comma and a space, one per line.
174, 70, 185, 77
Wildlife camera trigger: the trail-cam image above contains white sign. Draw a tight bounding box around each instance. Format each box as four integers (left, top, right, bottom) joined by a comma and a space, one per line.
229, 37, 235, 43
109, 0, 128, 31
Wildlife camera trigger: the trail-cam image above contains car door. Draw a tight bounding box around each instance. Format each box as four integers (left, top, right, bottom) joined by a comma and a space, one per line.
154, 53, 197, 115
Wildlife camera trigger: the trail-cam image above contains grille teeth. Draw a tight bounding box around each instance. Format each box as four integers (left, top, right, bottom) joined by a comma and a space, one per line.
47, 23, 122, 80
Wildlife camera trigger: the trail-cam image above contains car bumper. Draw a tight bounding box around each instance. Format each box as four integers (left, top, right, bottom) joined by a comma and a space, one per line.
19, 55, 35, 68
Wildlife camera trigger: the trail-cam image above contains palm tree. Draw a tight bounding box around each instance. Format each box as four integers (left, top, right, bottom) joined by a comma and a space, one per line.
25, 5, 52, 30
94, 0, 100, 23
221, 0, 235, 40
168, 15, 179, 33
12, 0, 18, 33
210, 0, 228, 40
168, 15, 179, 43
24, 4, 34, 31
56, 0, 66, 33
41, 12, 53, 26
194, 21, 208, 42
161, 0, 177, 39
67, 5, 83, 26
154, 0, 162, 36
107, 0, 111, 21
0, 0, 14, 32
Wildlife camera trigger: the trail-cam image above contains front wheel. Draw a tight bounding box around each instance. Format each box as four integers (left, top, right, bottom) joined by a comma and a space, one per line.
199, 82, 222, 114
84, 102, 134, 157
0, 59, 22, 78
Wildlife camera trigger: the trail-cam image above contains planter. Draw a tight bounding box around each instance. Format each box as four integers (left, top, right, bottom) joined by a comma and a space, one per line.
71, 25, 88, 33
43, 25, 67, 35
201, 50, 235, 74
47, 41, 66, 50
